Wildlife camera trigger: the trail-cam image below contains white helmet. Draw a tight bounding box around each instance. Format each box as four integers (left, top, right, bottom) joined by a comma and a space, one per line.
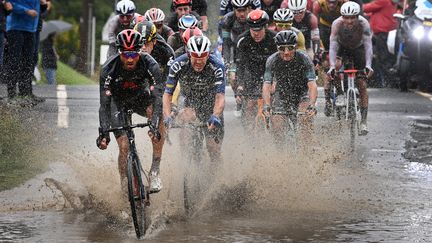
144, 8, 165, 22
287, 0, 307, 12
187, 35, 211, 57
340, 1, 361, 16
273, 8, 294, 23
116, 0, 136, 15
231, 0, 251, 8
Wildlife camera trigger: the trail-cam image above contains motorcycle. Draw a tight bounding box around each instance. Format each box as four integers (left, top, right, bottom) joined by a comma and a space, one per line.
387, 5, 432, 91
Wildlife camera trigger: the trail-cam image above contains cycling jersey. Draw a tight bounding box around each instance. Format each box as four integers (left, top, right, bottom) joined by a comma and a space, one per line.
106, 13, 142, 58
261, 0, 284, 22
264, 51, 316, 109
316, 0, 342, 27
219, 0, 261, 17
167, 32, 183, 54
166, 11, 202, 32
165, 54, 225, 121
99, 53, 163, 135
159, 25, 175, 42
151, 35, 175, 78
236, 29, 277, 97
290, 26, 307, 51
292, 11, 316, 49
329, 15, 373, 68
221, 11, 250, 65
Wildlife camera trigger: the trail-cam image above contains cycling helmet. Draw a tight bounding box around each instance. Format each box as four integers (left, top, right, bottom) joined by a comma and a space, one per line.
178, 14, 199, 30
182, 27, 203, 44
273, 8, 294, 23
340, 1, 360, 16
274, 30, 298, 45
144, 8, 165, 22
116, 0, 136, 15
116, 29, 143, 52
232, 0, 251, 8
187, 35, 211, 57
247, 9, 269, 29
134, 21, 157, 42
173, 0, 192, 7
287, 0, 307, 12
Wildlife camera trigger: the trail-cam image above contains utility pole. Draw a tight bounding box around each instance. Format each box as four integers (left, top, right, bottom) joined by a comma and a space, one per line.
77, 0, 94, 74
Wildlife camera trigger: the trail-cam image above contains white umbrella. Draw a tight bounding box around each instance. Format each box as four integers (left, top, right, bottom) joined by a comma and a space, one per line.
40, 20, 73, 41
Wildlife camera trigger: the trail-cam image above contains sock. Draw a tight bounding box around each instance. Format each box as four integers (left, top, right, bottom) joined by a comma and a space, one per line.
150, 156, 161, 174
360, 107, 368, 123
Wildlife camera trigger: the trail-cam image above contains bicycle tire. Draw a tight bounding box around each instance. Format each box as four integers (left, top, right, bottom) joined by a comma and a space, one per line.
127, 153, 148, 238
348, 93, 357, 150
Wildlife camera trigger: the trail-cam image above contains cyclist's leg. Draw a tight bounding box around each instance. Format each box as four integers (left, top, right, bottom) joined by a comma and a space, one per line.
205, 120, 224, 164
243, 97, 258, 132
111, 100, 129, 190
354, 47, 369, 134
270, 114, 287, 144
145, 104, 166, 176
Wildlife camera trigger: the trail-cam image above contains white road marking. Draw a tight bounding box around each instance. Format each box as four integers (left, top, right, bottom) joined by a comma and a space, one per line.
57, 85, 69, 128
371, 148, 405, 153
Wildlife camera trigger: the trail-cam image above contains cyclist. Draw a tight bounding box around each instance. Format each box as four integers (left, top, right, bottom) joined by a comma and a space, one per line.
221, 0, 253, 95
163, 35, 226, 164
167, 0, 201, 33
134, 21, 175, 79
327, 1, 373, 135
261, 0, 284, 25
287, 0, 320, 60
220, 0, 261, 17
262, 30, 318, 143
273, 8, 306, 51
106, 0, 141, 58
143, 8, 174, 42
167, 14, 199, 53
235, 9, 277, 132
97, 29, 165, 193
312, 0, 343, 51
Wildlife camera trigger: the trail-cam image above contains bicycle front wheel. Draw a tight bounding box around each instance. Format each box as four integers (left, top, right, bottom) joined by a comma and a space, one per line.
127, 154, 148, 239
347, 94, 357, 151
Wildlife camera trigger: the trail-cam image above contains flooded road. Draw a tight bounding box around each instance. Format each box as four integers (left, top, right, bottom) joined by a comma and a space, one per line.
1, 86, 432, 242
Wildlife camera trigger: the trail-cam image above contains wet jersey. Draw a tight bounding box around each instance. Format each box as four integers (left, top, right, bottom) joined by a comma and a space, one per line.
221, 12, 250, 64
99, 53, 163, 130
316, 0, 342, 27
236, 29, 277, 97
329, 15, 373, 67
167, 32, 183, 53
264, 51, 316, 106
292, 11, 314, 49
160, 25, 175, 42
219, 0, 261, 16
150, 35, 175, 78
165, 54, 226, 119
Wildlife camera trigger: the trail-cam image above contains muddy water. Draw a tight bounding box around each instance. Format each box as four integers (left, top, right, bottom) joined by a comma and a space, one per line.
2, 88, 432, 242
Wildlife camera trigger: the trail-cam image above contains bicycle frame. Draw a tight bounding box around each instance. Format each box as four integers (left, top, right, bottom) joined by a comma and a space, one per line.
341, 69, 361, 122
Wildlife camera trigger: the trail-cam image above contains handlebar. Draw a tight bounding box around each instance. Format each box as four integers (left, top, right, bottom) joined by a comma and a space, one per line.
103, 122, 151, 133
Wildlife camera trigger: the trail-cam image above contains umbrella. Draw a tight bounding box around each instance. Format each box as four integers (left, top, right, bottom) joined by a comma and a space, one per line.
40, 20, 72, 41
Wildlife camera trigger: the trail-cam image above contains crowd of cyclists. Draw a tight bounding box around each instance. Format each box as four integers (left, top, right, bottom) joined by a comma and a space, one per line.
96, 0, 375, 194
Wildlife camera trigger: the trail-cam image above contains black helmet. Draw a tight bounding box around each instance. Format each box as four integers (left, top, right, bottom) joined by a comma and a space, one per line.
274, 30, 298, 45
134, 20, 157, 43
247, 9, 269, 30
116, 29, 143, 52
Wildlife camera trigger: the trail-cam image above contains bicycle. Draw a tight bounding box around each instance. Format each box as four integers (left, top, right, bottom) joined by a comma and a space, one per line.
101, 109, 155, 239
168, 121, 218, 216
334, 68, 365, 150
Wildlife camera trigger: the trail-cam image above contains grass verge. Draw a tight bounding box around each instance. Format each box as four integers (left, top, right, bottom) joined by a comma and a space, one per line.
37, 60, 97, 85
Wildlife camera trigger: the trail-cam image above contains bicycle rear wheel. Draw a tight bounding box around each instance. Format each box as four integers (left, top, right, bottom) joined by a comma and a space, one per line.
127, 154, 148, 238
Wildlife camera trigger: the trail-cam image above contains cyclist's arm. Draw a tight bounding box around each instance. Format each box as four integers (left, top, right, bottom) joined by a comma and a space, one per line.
99, 73, 112, 131
213, 61, 226, 117
163, 60, 180, 118
361, 18, 373, 68
308, 81, 318, 106
310, 13, 321, 54
145, 55, 164, 124
297, 31, 307, 51
312, 0, 322, 18
107, 16, 119, 44
302, 51, 318, 105
263, 54, 274, 106
329, 19, 341, 67
235, 36, 247, 88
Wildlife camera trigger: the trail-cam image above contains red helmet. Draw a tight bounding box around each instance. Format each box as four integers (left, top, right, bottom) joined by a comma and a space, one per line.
182, 27, 203, 44
173, 0, 192, 7
116, 29, 143, 52
247, 9, 269, 30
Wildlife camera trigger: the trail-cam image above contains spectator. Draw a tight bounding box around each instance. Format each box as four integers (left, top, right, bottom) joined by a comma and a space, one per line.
41, 32, 57, 85
33, 0, 48, 76
4, 0, 44, 104
1, 0, 12, 67
364, 0, 397, 87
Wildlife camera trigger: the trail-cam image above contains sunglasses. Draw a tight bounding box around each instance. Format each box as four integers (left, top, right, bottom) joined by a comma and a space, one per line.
275, 22, 292, 29
342, 15, 357, 20
190, 51, 209, 58
121, 51, 139, 59
292, 10, 305, 15
277, 45, 296, 51
119, 14, 133, 20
